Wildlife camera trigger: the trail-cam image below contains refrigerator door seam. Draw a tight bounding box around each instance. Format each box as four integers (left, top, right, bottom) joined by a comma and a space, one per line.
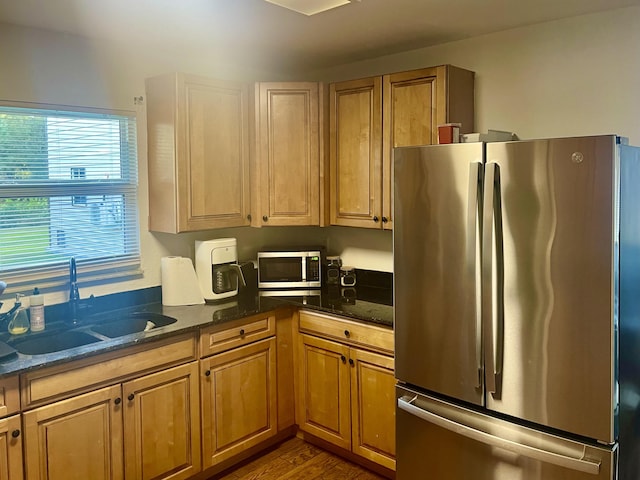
398, 396, 602, 475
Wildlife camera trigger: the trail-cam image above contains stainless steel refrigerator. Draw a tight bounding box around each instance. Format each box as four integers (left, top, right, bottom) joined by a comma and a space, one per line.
393, 135, 640, 479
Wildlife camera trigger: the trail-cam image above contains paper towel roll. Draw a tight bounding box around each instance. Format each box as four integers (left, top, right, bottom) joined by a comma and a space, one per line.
161, 256, 205, 306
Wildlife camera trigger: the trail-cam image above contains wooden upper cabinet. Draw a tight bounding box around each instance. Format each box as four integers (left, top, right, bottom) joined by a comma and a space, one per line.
253, 82, 324, 226
329, 77, 383, 229
146, 73, 251, 233
330, 65, 474, 230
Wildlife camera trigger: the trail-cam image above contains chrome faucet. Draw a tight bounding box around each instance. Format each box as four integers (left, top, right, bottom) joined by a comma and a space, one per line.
68, 257, 81, 325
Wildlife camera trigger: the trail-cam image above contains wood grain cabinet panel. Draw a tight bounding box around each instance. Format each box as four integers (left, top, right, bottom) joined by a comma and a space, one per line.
201, 337, 277, 468
122, 362, 201, 480
329, 77, 382, 229
296, 334, 351, 450
23, 385, 124, 480
296, 312, 396, 471
0, 414, 23, 480
253, 82, 324, 226
350, 348, 396, 471
330, 65, 474, 230
146, 72, 251, 232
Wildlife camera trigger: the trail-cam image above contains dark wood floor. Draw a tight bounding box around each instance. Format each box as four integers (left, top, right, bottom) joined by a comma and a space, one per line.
210, 437, 386, 480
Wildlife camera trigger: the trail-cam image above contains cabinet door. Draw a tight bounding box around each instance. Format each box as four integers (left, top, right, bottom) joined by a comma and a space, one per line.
296, 333, 351, 449
201, 337, 277, 468
181, 75, 251, 231
350, 348, 396, 470
146, 73, 251, 233
255, 82, 320, 226
0, 414, 23, 480
23, 384, 123, 480
122, 362, 201, 480
382, 66, 446, 231
329, 77, 383, 229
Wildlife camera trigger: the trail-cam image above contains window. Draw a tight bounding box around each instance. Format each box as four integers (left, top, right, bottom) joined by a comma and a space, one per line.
0, 103, 140, 290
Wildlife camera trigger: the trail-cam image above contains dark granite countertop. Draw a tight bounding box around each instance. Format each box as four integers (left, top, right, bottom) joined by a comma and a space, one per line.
0, 283, 393, 377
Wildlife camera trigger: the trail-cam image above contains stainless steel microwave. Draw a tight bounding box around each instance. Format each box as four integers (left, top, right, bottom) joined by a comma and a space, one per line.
257, 249, 323, 289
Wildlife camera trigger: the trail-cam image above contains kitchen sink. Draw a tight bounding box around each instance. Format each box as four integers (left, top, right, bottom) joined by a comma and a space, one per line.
9, 330, 103, 356
2, 312, 178, 356
91, 312, 177, 338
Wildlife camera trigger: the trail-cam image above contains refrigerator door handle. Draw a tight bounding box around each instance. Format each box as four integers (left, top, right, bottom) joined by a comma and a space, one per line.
467, 161, 483, 389
482, 162, 504, 396
397, 396, 601, 475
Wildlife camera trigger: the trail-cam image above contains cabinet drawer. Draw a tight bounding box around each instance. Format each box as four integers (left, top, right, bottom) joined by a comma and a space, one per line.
21, 332, 197, 408
0, 376, 20, 417
200, 312, 275, 357
299, 310, 394, 355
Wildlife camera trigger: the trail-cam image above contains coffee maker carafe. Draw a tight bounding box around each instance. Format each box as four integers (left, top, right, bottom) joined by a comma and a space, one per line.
195, 238, 245, 301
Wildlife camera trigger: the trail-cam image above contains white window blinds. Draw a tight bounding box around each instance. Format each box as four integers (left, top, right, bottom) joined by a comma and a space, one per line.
0, 103, 141, 290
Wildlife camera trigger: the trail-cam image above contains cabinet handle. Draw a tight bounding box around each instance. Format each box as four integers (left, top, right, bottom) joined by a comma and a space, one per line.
11, 429, 20, 439
373, 216, 379, 223
340, 355, 346, 364
128, 394, 135, 401
349, 358, 354, 366
114, 397, 122, 405
247, 214, 252, 221
382, 216, 388, 223
239, 329, 245, 336
205, 370, 211, 377
344, 330, 350, 338
262, 215, 268, 222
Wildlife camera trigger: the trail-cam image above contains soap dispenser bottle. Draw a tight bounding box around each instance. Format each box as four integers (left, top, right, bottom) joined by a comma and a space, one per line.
8, 294, 30, 335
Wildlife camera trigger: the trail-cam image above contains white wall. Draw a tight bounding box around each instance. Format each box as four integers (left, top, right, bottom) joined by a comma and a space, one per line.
312, 6, 640, 145
1, 5, 639, 306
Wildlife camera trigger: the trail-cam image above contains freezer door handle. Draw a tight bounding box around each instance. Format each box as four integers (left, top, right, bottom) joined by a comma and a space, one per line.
397, 396, 601, 475
467, 161, 483, 389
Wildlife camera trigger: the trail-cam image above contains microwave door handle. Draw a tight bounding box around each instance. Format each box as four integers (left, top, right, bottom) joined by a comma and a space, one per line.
467, 161, 483, 389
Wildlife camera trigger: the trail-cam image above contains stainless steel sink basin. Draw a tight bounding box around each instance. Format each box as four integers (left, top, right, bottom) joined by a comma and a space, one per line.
9, 330, 102, 355
91, 312, 177, 338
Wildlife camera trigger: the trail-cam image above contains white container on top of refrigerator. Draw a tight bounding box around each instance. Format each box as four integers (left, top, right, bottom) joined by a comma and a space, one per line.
393, 135, 640, 479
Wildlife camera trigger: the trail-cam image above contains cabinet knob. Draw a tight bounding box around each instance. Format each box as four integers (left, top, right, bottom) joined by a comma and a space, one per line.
239, 329, 245, 336
114, 397, 122, 405
340, 355, 346, 364
382, 216, 388, 223
205, 370, 211, 377
349, 358, 354, 366
247, 214, 252, 221
373, 216, 379, 222
344, 330, 350, 338
262, 215, 268, 222
128, 394, 135, 401
11, 429, 20, 439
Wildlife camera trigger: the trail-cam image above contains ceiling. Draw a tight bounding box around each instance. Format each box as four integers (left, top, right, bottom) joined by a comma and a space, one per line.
1, 0, 639, 72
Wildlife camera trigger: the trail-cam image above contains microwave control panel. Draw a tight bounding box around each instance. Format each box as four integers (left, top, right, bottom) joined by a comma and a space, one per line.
306, 256, 321, 281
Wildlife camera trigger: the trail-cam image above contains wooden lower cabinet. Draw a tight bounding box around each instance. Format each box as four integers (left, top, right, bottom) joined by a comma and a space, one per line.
23, 384, 124, 480
0, 414, 23, 480
201, 337, 278, 468
350, 348, 396, 470
296, 334, 351, 449
22, 362, 201, 480
297, 333, 396, 470
122, 362, 201, 480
